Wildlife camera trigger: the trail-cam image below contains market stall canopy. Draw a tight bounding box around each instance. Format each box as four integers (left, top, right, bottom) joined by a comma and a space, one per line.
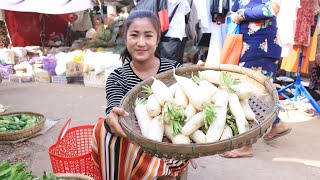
0, 0, 93, 14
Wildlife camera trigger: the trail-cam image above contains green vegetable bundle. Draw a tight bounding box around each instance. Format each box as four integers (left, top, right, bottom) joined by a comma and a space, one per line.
0, 161, 33, 180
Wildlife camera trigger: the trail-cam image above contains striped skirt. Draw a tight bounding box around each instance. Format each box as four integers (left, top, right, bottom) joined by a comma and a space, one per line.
92, 118, 189, 180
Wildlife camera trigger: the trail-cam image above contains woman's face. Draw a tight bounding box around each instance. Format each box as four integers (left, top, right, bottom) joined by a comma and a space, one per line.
126, 17, 159, 62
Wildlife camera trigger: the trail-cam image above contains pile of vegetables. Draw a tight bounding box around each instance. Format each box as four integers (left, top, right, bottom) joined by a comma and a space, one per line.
0, 160, 73, 180
134, 70, 259, 144
0, 114, 41, 132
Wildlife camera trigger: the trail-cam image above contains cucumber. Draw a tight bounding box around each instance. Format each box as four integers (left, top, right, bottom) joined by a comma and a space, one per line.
0, 127, 7, 132
14, 117, 20, 122
18, 121, 26, 127
0, 120, 10, 124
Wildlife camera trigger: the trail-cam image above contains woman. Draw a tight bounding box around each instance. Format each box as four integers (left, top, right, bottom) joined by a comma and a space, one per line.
92, 10, 188, 180
220, 0, 292, 158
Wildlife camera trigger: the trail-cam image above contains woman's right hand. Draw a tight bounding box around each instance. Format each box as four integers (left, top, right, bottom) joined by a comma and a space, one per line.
105, 107, 129, 138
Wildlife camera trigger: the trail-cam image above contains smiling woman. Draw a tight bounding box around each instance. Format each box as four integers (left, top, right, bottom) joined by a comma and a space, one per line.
91, 10, 188, 180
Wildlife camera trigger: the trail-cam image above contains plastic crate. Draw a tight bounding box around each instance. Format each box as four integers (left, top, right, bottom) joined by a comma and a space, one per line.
66, 76, 84, 84
51, 76, 67, 84
9, 74, 33, 83
48, 119, 101, 180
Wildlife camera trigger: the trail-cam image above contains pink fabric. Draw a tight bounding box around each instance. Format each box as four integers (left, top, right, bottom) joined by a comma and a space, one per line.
294, 0, 316, 45
0, 0, 93, 14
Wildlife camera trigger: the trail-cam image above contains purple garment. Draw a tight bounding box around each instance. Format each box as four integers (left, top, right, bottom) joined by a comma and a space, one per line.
30, 56, 57, 76
0, 64, 13, 79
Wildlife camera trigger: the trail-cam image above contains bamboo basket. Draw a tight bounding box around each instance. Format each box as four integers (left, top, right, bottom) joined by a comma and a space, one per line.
0, 112, 45, 141
55, 173, 95, 180
119, 64, 279, 159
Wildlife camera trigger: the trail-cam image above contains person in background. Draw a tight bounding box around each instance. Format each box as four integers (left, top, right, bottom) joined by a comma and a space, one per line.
220, 0, 292, 158
157, 0, 190, 64
91, 10, 188, 179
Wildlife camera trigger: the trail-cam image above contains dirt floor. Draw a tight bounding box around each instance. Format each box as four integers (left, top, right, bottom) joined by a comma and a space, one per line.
1, 80, 320, 180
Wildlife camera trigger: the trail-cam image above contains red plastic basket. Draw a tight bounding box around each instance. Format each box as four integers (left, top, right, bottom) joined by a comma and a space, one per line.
48, 118, 101, 180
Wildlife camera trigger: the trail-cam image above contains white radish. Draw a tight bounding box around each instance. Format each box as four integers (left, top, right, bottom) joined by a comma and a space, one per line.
151, 77, 174, 106
134, 98, 152, 137
190, 130, 206, 143
164, 124, 190, 144
198, 70, 221, 86
181, 112, 204, 136
146, 94, 161, 117
205, 90, 229, 143
220, 125, 233, 140
240, 99, 259, 124
228, 93, 249, 134
199, 80, 219, 101
147, 116, 164, 142
174, 85, 189, 108
174, 73, 207, 110
169, 83, 178, 97
185, 102, 197, 122
230, 84, 252, 100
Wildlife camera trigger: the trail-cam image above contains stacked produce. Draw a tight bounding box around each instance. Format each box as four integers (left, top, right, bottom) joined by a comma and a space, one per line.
0, 160, 80, 180
0, 114, 41, 132
134, 70, 259, 144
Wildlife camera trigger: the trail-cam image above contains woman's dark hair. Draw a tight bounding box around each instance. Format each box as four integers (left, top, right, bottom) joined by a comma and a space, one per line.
120, 10, 161, 63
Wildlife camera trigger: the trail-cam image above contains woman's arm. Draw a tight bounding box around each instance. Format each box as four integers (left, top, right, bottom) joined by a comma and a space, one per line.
238, 0, 280, 22
105, 70, 128, 137
106, 70, 126, 115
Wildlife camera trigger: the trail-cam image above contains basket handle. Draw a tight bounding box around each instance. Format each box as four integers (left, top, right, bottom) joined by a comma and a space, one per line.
57, 118, 72, 140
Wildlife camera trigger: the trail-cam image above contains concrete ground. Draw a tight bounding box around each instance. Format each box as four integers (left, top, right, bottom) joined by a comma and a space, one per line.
1, 80, 320, 180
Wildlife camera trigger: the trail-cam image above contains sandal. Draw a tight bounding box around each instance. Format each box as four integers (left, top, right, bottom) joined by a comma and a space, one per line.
263, 128, 292, 142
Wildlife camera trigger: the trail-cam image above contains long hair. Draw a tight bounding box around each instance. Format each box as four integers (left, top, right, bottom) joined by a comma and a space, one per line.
120, 10, 161, 64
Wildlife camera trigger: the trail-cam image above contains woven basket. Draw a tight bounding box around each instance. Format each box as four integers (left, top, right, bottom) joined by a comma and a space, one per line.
119, 64, 279, 159
55, 173, 95, 180
0, 112, 45, 141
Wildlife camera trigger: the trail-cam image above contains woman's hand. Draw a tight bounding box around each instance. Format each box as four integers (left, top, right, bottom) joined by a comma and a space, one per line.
231, 13, 243, 24
106, 107, 129, 138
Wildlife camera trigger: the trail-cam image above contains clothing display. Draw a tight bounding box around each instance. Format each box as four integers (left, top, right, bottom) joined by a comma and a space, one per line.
280, 27, 318, 74
277, 0, 300, 57
294, 0, 316, 46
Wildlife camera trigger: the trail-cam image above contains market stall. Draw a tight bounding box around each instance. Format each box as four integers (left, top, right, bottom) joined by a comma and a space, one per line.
0, 0, 133, 87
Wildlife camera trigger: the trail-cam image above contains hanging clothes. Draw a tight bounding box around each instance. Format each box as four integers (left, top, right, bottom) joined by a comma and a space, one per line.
294, 0, 316, 45
277, 0, 300, 57
280, 26, 318, 74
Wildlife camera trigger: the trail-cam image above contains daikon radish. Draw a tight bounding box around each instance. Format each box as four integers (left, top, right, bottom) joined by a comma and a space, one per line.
169, 83, 178, 97
181, 112, 204, 136
142, 85, 162, 117
146, 94, 161, 117
151, 77, 174, 106
192, 75, 219, 101
240, 99, 259, 124
220, 125, 233, 140
228, 93, 249, 134
174, 72, 207, 110
198, 70, 221, 85
164, 124, 190, 144
190, 130, 206, 143
219, 72, 252, 100
206, 90, 229, 143
185, 102, 197, 122
199, 80, 219, 100
174, 85, 189, 108
134, 98, 152, 137
230, 84, 252, 100
147, 116, 164, 142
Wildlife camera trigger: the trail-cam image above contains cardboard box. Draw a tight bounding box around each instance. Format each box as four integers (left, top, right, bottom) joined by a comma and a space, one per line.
84, 71, 105, 88
34, 71, 51, 83
66, 62, 83, 77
